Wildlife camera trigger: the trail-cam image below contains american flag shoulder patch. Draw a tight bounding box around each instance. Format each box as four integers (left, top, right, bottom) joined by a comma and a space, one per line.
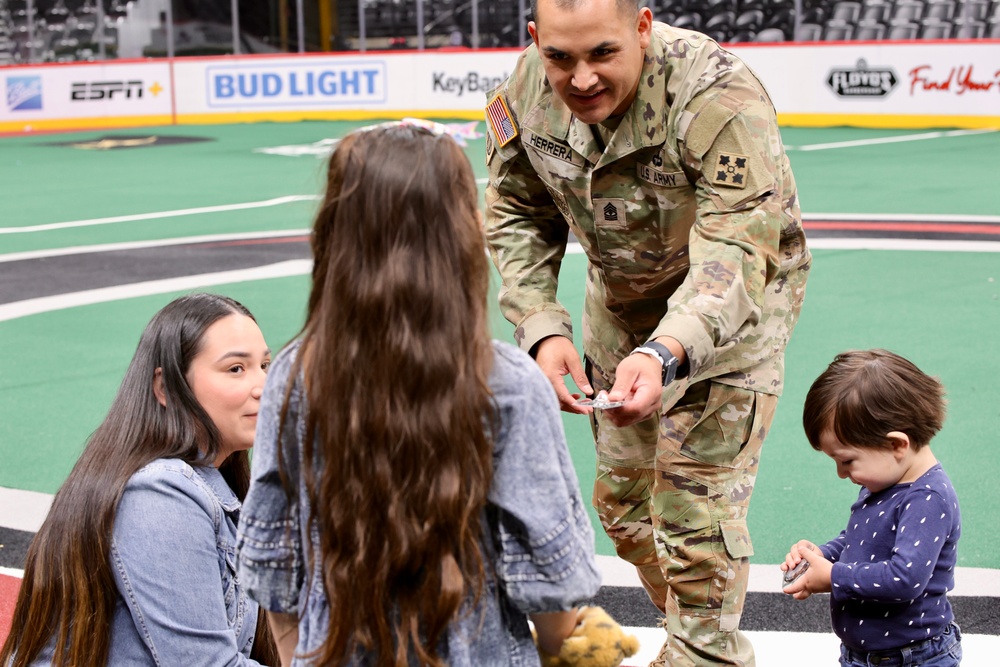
486, 94, 519, 148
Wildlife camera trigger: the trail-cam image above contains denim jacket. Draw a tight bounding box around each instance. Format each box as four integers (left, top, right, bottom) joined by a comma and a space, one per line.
26, 460, 263, 666
237, 340, 601, 666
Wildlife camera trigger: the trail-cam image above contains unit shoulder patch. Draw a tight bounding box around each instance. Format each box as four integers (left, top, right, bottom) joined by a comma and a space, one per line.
711, 153, 749, 189
486, 93, 519, 147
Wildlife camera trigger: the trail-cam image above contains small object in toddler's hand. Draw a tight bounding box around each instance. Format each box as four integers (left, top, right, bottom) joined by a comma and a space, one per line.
575, 392, 624, 410
782, 559, 810, 588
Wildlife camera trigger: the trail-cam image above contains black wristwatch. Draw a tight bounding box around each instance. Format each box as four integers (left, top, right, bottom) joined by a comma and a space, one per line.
630, 341, 680, 386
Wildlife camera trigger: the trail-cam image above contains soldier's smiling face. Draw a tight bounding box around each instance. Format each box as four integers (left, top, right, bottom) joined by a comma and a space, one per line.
529, 0, 652, 125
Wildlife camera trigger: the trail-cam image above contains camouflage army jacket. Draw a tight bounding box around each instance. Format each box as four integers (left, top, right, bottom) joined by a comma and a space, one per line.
485, 23, 810, 394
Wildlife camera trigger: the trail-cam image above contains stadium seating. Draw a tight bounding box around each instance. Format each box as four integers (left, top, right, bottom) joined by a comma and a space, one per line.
729, 27, 758, 40
887, 20, 921, 37
736, 7, 767, 30
855, 18, 888, 37
832, 1, 863, 22
705, 9, 737, 41
2, 0, 998, 64
953, 16, 989, 33
754, 26, 789, 39
962, 0, 992, 18
764, 6, 797, 35
890, 0, 925, 21
672, 11, 705, 31
824, 17, 857, 37
796, 21, 825, 39
860, 0, 893, 22
919, 19, 953, 36
1, 0, 123, 62
926, 0, 957, 18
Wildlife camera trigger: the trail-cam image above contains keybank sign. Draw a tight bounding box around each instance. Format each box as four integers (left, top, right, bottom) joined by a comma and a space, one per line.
206, 61, 387, 107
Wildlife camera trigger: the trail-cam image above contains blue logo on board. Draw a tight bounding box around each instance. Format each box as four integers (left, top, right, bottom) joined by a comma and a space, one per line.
205, 61, 387, 108
6, 76, 43, 111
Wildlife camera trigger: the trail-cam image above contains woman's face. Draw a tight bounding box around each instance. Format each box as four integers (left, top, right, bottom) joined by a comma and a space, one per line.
186, 314, 270, 466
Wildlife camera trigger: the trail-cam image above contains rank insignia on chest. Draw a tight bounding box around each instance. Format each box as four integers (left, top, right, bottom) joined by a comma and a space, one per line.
712, 153, 749, 189
486, 94, 519, 147
593, 198, 627, 228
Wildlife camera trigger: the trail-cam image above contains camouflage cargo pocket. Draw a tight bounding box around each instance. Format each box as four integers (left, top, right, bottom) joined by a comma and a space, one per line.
653, 485, 716, 609
679, 382, 756, 468
593, 464, 658, 563
718, 518, 753, 632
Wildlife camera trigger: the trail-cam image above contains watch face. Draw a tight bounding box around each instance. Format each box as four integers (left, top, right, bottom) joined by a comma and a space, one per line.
642, 341, 677, 386
662, 355, 679, 386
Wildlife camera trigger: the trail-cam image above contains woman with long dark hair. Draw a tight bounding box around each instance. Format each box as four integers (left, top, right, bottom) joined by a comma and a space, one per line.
1, 293, 278, 666
236, 123, 602, 666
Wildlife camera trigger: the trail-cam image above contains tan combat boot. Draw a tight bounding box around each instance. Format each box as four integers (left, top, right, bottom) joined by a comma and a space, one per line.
648, 617, 670, 667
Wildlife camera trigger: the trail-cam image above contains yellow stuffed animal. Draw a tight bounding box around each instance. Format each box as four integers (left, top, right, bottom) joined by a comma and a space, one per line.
535, 606, 640, 667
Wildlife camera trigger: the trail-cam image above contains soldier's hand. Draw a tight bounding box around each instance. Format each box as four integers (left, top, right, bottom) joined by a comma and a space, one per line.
535, 336, 593, 414
604, 354, 662, 427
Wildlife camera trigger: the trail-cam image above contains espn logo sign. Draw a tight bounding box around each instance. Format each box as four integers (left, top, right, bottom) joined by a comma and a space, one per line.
71, 80, 144, 101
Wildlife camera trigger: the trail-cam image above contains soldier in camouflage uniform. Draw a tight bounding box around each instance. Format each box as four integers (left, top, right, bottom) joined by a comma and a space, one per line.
484, 1, 811, 665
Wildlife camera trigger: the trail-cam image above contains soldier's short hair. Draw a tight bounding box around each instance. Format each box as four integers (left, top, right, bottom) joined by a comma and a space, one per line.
803, 349, 947, 451
530, 0, 641, 22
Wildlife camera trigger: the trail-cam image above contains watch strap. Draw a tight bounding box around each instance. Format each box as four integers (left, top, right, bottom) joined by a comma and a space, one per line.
632, 341, 679, 386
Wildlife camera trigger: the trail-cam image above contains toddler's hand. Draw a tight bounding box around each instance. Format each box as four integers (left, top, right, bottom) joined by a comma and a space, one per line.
781, 540, 817, 574
782, 542, 832, 600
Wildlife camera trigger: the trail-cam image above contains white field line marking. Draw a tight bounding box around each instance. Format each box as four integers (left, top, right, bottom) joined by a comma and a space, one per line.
788, 128, 998, 151
0, 230, 311, 264
803, 212, 1000, 224
807, 238, 1000, 252
2, 210, 996, 262
594, 554, 1000, 597
0, 572, 993, 661
3, 223, 998, 264
567, 240, 1000, 255
9, 229, 1000, 264
0, 260, 312, 323
1, 513, 996, 597
623, 628, 843, 667
622, 629, 1000, 667
0, 487, 54, 533
0, 195, 320, 235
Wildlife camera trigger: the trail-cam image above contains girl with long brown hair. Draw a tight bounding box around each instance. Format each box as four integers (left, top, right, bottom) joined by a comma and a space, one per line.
236, 123, 602, 666
1, 293, 278, 666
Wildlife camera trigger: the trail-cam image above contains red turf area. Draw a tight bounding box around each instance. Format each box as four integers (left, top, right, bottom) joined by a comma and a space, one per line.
0, 572, 20, 646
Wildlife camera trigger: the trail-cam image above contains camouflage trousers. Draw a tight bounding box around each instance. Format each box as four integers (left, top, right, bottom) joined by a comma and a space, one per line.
589, 366, 777, 667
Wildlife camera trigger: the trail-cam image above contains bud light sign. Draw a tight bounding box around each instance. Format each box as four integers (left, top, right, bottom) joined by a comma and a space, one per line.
206, 60, 387, 107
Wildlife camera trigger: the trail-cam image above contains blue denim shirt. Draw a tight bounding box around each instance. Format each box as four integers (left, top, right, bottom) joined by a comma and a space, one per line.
237, 340, 601, 666
28, 460, 263, 666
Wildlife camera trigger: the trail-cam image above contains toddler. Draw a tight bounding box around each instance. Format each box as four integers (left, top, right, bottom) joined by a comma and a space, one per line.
782, 349, 962, 667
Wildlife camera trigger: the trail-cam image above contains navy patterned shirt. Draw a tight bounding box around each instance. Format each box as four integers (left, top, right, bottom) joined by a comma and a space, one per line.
819, 464, 961, 651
